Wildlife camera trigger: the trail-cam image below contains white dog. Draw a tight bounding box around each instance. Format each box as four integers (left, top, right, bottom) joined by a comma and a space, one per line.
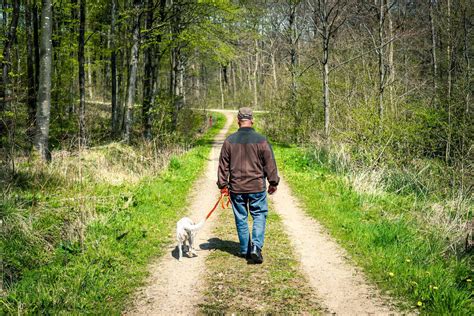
176, 217, 205, 261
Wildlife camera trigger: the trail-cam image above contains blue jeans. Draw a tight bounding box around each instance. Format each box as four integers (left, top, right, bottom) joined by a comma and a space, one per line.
230, 191, 268, 254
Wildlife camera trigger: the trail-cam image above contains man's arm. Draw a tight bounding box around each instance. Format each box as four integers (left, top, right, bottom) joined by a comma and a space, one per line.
217, 140, 230, 189
262, 140, 280, 189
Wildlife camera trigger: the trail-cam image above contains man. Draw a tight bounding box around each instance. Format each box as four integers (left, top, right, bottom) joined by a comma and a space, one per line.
217, 107, 279, 263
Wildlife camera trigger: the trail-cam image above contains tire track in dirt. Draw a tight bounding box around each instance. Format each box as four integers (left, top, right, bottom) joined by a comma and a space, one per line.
271, 177, 399, 315
126, 111, 235, 315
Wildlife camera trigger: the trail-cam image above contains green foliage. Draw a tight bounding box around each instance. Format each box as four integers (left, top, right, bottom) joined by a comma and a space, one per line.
274, 145, 473, 314
0, 113, 225, 314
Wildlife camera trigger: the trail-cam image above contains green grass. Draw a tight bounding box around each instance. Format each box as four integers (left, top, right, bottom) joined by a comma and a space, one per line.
1, 113, 225, 314
274, 145, 473, 314
199, 203, 321, 314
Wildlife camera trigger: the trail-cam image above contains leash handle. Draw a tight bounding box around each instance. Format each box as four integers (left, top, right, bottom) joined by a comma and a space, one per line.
205, 192, 231, 220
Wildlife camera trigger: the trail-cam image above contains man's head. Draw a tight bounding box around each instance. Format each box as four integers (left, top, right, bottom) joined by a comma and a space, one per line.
238, 107, 253, 127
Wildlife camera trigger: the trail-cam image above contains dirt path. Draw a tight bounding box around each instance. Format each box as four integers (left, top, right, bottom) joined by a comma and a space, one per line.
271, 178, 398, 315
128, 110, 398, 315
127, 111, 235, 315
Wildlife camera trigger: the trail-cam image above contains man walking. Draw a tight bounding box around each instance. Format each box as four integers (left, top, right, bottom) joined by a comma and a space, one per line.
217, 108, 279, 263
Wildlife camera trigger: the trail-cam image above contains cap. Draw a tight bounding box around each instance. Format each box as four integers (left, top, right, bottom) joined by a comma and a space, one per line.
238, 107, 253, 121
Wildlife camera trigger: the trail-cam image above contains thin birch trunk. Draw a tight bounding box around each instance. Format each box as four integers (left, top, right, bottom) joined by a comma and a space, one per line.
253, 39, 259, 108
111, 0, 118, 135
429, 0, 438, 104
87, 54, 93, 99
445, 0, 452, 163
378, 0, 385, 122
219, 65, 225, 109
78, 0, 86, 148
35, 0, 53, 161
247, 55, 252, 91
388, 2, 394, 111
123, 0, 141, 143
271, 52, 278, 91
323, 40, 330, 138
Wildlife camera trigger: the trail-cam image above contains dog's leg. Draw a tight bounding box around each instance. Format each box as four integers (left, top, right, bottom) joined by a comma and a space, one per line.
178, 240, 183, 261
189, 234, 197, 257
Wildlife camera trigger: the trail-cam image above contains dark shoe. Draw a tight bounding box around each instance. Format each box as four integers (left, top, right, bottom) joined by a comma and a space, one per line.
250, 244, 263, 264
238, 251, 252, 259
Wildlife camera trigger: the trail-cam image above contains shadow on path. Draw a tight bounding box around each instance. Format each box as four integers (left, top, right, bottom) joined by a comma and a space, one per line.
199, 237, 241, 258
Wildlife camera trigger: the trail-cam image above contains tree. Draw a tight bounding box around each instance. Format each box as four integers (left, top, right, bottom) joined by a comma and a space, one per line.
34, 0, 53, 161
142, 0, 155, 140
110, 0, 118, 136
123, 0, 142, 143
1, 0, 20, 112
25, 0, 37, 143
309, 0, 346, 138
78, 0, 86, 147
429, 0, 438, 105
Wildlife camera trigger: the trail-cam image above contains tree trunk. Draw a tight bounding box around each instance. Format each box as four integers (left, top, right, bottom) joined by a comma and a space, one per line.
271, 52, 278, 91
378, 0, 385, 122
289, 3, 297, 108
231, 61, 237, 99
247, 55, 252, 90
461, 7, 470, 189
193, 62, 201, 100
445, 0, 452, 163
179, 59, 185, 105
78, 0, 86, 148
34, 0, 53, 161
33, 2, 40, 90
253, 39, 259, 108
123, 0, 141, 143
26, 0, 37, 143
142, 0, 154, 140
111, 0, 118, 136
219, 65, 225, 108
87, 54, 93, 99
323, 39, 330, 138
388, 1, 395, 111
429, 0, 438, 105
289, 2, 298, 141
1, 0, 20, 112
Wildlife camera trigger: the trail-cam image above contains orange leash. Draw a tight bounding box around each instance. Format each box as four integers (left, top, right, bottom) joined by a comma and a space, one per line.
205, 192, 231, 220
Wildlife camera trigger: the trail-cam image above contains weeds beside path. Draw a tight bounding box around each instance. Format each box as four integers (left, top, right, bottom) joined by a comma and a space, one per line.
1, 113, 225, 314
274, 145, 473, 314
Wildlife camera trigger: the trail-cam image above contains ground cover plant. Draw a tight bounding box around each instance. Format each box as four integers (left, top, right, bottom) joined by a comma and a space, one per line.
273, 145, 473, 314
0, 113, 225, 314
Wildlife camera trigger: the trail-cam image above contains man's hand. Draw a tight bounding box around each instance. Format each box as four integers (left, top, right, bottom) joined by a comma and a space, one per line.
268, 185, 277, 195
220, 187, 229, 196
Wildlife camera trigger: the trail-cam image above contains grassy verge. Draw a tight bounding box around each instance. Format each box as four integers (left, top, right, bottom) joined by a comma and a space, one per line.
1, 113, 225, 314
199, 204, 321, 314
274, 145, 473, 314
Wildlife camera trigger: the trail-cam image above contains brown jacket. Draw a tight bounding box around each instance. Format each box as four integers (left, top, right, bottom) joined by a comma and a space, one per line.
217, 127, 279, 193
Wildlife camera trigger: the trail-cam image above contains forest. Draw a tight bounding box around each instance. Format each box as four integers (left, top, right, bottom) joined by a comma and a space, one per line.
0, 0, 472, 314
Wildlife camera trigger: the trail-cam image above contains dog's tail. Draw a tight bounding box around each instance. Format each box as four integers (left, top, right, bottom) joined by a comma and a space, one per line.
184, 219, 205, 232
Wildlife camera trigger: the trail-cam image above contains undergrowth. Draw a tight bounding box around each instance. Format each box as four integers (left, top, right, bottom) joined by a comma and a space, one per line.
274, 145, 473, 314
0, 112, 225, 314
